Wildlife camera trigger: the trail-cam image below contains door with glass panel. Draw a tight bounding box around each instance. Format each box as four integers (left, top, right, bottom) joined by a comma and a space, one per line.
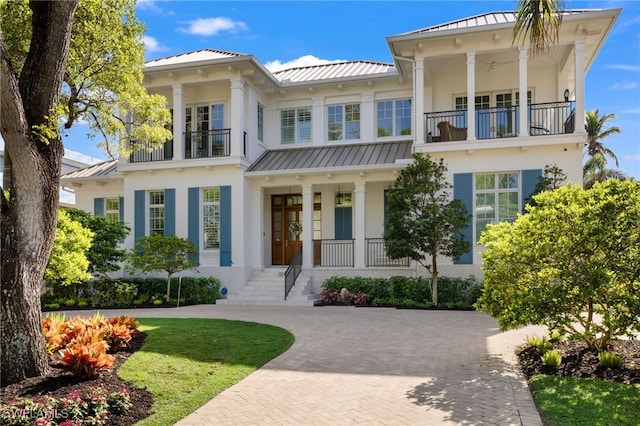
271, 195, 302, 265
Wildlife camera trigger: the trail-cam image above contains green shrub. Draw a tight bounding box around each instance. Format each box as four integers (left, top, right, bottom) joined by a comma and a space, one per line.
526, 335, 553, 354
599, 351, 623, 369
77, 300, 88, 308
64, 299, 76, 307
541, 349, 562, 367
153, 299, 163, 306
44, 303, 60, 310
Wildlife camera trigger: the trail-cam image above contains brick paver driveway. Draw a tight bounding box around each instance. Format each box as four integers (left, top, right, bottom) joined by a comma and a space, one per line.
89, 305, 546, 425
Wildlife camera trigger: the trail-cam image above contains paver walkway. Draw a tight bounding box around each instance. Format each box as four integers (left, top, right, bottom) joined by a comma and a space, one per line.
91, 305, 546, 425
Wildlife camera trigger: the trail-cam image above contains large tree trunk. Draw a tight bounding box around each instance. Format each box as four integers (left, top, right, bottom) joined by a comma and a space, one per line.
1, 0, 78, 385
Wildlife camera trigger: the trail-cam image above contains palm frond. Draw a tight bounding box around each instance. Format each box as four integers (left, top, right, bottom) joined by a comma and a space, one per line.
512, 0, 565, 56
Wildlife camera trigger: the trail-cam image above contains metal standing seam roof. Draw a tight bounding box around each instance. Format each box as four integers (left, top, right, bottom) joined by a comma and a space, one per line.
145, 48, 246, 69
61, 159, 118, 179
246, 141, 412, 173
273, 61, 396, 83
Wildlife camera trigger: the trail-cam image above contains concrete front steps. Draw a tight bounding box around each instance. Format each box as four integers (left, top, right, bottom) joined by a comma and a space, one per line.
216, 268, 318, 306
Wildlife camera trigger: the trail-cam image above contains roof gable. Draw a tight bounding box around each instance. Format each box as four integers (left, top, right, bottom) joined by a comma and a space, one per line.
145, 48, 247, 69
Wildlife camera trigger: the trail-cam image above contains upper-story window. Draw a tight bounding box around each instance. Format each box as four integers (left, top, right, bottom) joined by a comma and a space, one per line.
475, 173, 519, 242
105, 197, 120, 223
377, 99, 411, 137
328, 103, 360, 141
185, 104, 225, 133
281, 108, 311, 144
257, 104, 264, 142
149, 190, 165, 236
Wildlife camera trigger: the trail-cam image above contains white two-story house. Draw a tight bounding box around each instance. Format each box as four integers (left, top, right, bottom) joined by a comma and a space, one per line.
62, 8, 620, 304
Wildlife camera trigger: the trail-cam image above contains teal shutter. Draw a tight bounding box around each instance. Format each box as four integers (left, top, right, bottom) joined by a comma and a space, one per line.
94, 198, 104, 216
188, 187, 200, 252
118, 196, 124, 221
164, 188, 176, 236
220, 185, 232, 266
453, 173, 473, 265
522, 169, 542, 210
334, 207, 353, 239
134, 190, 145, 243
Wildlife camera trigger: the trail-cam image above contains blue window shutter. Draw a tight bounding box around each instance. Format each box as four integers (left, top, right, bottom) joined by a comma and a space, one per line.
188, 187, 200, 252
164, 188, 176, 236
220, 186, 232, 267
134, 190, 145, 243
334, 207, 353, 239
118, 197, 124, 221
453, 173, 473, 265
94, 198, 104, 216
522, 169, 542, 210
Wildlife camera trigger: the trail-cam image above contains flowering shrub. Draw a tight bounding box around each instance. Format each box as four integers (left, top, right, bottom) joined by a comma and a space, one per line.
0, 385, 131, 425
320, 288, 368, 306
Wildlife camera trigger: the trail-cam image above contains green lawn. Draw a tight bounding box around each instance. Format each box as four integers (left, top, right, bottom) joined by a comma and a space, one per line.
529, 375, 640, 426
118, 318, 294, 425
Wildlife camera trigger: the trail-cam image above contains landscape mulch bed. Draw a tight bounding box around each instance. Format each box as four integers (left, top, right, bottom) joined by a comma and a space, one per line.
1, 333, 153, 426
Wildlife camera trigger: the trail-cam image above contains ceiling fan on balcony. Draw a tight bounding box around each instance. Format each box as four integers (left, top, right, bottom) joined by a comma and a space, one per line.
480, 59, 513, 72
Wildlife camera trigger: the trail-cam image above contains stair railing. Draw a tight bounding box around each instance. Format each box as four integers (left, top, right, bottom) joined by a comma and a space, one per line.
284, 247, 303, 300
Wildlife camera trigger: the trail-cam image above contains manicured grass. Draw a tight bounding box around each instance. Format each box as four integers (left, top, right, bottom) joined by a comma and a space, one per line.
529, 375, 640, 426
118, 318, 294, 426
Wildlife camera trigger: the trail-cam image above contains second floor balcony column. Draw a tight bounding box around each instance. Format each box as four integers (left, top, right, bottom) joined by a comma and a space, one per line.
172, 84, 185, 160
466, 52, 476, 141
302, 183, 314, 268
414, 57, 425, 145
573, 38, 586, 135
354, 181, 366, 269
230, 78, 245, 156
518, 47, 529, 138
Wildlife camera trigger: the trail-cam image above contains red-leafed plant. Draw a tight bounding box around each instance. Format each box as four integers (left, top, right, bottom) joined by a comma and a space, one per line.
59, 341, 115, 378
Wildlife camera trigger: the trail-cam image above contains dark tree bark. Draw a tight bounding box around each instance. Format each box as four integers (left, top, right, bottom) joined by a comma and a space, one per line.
1, 0, 78, 385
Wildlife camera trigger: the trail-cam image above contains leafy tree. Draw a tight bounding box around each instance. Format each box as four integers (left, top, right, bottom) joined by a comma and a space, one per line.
525, 164, 566, 206
45, 210, 93, 288
127, 235, 200, 300
66, 208, 130, 277
384, 154, 471, 306
0, 0, 170, 384
512, 0, 564, 56
584, 109, 621, 167
583, 153, 629, 190
477, 180, 640, 350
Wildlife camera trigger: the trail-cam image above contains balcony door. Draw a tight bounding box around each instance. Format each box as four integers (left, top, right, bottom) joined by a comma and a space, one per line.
185, 104, 225, 158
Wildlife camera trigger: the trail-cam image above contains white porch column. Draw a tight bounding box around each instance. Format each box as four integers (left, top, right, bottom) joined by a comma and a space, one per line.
573, 39, 586, 135
230, 78, 245, 156
466, 52, 476, 141
414, 57, 425, 144
251, 186, 265, 270
302, 183, 314, 268
172, 84, 185, 160
518, 47, 529, 138
354, 181, 366, 268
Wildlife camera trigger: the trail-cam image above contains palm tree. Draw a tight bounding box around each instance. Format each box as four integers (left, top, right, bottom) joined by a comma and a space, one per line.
585, 109, 621, 167
512, 0, 565, 56
583, 154, 628, 189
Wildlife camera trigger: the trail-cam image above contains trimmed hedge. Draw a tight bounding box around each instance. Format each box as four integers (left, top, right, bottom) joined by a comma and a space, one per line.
321, 275, 482, 309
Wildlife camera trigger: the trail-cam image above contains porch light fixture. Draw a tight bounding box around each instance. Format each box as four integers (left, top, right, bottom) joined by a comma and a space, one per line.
336, 184, 344, 206
563, 89, 570, 102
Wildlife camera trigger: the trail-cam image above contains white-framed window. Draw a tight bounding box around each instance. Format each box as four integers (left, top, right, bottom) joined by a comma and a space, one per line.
257, 103, 264, 142
328, 103, 360, 141
475, 173, 519, 241
149, 190, 165, 235
202, 187, 220, 250
377, 99, 411, 137
105, 197, 120, 223
281, 108, 311, 144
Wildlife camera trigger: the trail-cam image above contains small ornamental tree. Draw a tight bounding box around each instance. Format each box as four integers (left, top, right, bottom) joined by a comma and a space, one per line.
477, 179, 640, 350
127, 234, 199, 300
45, 210, 93, 288
384, 154, 471, 306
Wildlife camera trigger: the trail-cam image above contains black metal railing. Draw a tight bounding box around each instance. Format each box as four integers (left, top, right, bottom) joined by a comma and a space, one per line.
424, 100, 576, 142
184, 129, 231, 159
365, 238, 410, 267
284, 247, 303, 300
313, 239, 354, 267
129, 139, 173, 163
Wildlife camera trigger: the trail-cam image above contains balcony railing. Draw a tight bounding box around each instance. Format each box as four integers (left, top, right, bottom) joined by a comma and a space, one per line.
313, 239, 354, 267
425, 101, 575, 142
185, 129, 231, 159
129, 139, 173, 163
365, 238, 410, 267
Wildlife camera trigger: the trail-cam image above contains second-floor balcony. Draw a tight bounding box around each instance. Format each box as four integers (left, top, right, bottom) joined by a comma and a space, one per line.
129, 129, 231, 163
424, 101, 575, 143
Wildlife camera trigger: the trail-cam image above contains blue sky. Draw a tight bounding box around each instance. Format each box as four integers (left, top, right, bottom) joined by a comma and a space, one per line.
63, 0, 640, 179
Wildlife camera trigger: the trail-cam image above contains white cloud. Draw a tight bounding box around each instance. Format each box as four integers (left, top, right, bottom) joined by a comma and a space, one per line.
179, 17, 248, 36
607, 64, 640, 72
143, 35, 167, 54
610, 81, 638, 90
264, 55, 345, 73
622, 107, 640, 114
623, 154, 640, 162
136, 0, 163, 13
